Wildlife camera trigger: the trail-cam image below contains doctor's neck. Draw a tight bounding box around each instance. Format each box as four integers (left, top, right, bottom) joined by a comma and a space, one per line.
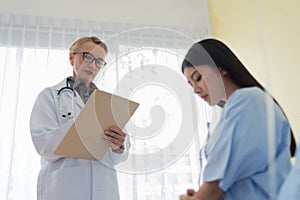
72, 75, 93, 90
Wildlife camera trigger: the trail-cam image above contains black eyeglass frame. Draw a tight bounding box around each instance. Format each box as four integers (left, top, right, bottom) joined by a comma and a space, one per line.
73, 52, 106, 68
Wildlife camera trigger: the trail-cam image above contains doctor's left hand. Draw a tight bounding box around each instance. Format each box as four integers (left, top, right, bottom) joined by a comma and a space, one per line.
104, 126, 126, 153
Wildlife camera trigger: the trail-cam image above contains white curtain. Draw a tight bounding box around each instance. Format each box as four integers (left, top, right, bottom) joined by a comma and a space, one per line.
0, 13, 218, 200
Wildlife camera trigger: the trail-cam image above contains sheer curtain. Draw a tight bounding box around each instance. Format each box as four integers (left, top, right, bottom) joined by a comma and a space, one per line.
0, 13, 218, 199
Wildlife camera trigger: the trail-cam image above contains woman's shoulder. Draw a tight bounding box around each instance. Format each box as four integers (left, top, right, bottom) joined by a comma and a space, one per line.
36, 79, 67, 98
232, 86, 264, 98
227, 87, 265, 104
223, 87, 272, 115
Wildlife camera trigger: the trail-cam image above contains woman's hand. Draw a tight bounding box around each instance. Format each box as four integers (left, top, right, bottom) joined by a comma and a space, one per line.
180, 181, 223, 200
104, 126, 126, 153
180, 189, 196, 200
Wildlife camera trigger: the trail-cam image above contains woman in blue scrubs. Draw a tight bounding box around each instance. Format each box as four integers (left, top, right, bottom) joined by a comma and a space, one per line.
179, 38, 296, 200
278, 143, 300, 200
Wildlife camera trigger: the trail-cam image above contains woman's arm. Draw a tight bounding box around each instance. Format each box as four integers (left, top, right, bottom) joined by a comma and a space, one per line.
30, 88, 67, 162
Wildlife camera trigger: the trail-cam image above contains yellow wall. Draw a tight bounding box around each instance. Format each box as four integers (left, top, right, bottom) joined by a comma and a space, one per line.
208, 0, 300, 142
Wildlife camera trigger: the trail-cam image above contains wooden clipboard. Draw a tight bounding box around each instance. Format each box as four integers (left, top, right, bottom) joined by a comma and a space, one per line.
54, 89, 139, 160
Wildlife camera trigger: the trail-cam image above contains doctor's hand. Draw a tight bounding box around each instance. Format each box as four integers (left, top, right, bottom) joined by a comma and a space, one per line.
104, 126, 126, 153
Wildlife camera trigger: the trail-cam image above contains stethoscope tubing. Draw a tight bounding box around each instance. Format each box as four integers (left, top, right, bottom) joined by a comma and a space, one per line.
57, 77, 76, 97
57, 77, 76, 118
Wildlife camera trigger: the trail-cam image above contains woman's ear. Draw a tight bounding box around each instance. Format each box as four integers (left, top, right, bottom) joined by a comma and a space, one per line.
218, 67, 228, 76
69, 52, 74, 66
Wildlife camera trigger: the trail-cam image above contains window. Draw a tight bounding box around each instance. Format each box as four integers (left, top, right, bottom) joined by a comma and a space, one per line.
0, 13, 214, 200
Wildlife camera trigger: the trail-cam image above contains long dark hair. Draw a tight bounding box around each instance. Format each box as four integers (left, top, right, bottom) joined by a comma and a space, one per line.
182, 38, 296, 157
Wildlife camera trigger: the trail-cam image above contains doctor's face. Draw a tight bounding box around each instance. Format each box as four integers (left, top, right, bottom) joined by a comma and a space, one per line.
184, 65, 225, 106
69, 41, 107, 83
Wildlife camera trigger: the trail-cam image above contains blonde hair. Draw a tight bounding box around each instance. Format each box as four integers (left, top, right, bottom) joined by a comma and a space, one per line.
69, 36, 108, 53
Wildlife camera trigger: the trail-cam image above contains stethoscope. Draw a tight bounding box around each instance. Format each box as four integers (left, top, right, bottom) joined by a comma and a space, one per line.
57, 77, 77, 118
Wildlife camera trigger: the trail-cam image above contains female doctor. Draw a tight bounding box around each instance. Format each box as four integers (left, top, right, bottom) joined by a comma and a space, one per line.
30, 36, 129, 200
179, 38, 296, 200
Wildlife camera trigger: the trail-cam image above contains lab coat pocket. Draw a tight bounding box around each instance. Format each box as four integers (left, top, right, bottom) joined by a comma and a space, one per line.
46, 166, 85, 200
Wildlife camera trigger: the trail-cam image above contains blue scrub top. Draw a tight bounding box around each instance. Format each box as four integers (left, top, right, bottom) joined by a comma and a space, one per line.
278, 144, 300, 200
202, 87, 292, 199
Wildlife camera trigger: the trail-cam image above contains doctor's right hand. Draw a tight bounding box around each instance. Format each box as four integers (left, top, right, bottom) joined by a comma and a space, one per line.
103, 126, 126, 153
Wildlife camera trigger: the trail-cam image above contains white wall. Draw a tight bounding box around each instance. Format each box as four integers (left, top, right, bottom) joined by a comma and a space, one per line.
0, 0, 206, 29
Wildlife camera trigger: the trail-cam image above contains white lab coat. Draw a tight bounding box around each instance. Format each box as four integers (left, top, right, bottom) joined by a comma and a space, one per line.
30, 78, 130, 200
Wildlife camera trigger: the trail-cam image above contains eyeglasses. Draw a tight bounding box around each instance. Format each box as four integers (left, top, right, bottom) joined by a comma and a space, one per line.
73, 52, 106, 69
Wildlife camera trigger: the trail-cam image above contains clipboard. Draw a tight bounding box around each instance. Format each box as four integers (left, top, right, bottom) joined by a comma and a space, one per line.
54, 89, 139, 160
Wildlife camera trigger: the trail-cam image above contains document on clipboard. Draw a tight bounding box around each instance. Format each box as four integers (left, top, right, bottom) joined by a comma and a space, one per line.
54, 89, 139, 160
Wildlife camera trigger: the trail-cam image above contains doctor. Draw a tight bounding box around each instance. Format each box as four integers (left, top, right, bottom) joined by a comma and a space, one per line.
30, 36, 129, 200
179, 38, 295, 199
